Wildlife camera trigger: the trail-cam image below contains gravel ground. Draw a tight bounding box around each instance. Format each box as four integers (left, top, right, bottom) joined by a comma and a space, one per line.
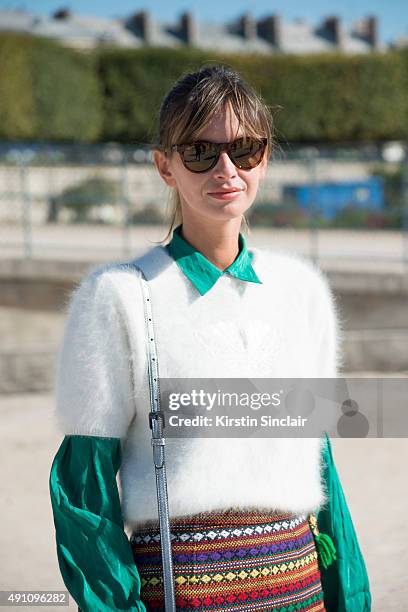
0, 391, 407, 611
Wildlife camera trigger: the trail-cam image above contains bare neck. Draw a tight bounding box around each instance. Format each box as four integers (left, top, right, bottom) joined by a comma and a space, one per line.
180, 219, 242, 271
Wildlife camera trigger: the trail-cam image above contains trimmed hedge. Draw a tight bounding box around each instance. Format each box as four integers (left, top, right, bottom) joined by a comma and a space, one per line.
237, 51, 408, 142
96, 47, 206, 143
96, 47, 408, 144
1, 34, 408, 144
0, 33, 103, 141
0, 34, 35, 139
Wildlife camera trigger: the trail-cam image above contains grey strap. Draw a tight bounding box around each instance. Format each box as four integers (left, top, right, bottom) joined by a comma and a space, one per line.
137, 268, 176, 612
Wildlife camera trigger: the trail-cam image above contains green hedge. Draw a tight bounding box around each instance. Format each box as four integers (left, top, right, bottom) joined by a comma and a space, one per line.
96, 47, 408, 144
0, 33, 102, 141
0, 34, 35, 139
96, 47, 206, 143
1, 34, 408, 143
237, 51, 408, 142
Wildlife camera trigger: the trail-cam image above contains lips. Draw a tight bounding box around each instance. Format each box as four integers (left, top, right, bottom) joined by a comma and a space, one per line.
207, 190, 243, 201
208, 188, 242, 194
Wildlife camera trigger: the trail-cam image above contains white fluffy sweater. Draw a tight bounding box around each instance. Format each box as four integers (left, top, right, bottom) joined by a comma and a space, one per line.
54, 244, 343, 529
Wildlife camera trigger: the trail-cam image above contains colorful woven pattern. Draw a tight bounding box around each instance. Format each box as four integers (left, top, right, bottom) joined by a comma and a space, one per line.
130, 510, 326, 611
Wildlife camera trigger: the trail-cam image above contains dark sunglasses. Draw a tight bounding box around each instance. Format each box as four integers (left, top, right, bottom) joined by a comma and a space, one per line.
165, 137, 267, 173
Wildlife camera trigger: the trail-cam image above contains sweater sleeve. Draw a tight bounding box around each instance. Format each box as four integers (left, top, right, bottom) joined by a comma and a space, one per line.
50, 268, 146, 611
54, 268, 137, 438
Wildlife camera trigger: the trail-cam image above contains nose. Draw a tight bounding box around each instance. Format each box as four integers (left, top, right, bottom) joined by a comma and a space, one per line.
213, 151, 237, 179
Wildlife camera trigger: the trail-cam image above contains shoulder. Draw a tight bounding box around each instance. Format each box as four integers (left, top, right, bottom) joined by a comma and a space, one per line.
65, 253, 152, 314
252, 246, 334, 301
65, 245, 172, 322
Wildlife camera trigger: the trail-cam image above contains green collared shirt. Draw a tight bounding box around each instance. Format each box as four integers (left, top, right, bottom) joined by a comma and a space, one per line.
166, 224, 262, 296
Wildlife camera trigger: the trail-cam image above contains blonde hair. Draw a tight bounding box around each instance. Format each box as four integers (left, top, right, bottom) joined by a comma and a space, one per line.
152, 63, 276, 244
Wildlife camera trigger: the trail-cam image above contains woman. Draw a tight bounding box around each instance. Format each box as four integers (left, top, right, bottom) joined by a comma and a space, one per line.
50, 64, 371, 611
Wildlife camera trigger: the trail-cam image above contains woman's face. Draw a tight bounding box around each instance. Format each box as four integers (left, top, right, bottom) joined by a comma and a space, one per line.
153, 102, 268, 225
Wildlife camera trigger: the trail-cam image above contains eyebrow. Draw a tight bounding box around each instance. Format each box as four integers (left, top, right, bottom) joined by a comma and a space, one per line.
191, 135, 246, 143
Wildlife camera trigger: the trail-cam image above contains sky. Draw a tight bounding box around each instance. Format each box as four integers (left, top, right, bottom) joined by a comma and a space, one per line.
0, 0, 407, 44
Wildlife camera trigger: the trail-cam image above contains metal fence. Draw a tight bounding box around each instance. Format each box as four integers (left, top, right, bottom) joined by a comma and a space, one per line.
1, 141, 408, 270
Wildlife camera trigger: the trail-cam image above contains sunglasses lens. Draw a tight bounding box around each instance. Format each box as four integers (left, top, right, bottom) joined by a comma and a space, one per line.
182, 142, 218, 172
181, 138, 266, 172
230, 138, 265, 169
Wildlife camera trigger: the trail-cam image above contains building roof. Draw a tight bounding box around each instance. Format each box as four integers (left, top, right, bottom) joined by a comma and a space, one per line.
0, 9, 388, 54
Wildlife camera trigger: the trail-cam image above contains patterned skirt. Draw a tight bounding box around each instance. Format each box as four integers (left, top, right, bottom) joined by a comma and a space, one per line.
130, 509, 326, 611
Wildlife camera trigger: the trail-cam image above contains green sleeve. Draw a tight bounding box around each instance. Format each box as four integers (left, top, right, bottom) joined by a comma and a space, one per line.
318, 433, 371, 612
49, 435, 146, 612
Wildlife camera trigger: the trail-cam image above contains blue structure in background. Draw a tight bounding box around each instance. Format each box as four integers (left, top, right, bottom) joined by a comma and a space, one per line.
283, 177, 384, 219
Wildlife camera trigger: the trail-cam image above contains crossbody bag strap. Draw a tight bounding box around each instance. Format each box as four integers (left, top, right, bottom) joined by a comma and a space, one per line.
136, 266, 176, 612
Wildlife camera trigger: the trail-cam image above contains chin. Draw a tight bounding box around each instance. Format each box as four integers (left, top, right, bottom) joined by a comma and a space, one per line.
219, 202, 252, 217
211, 197, 250, 211
210, 207, 248, 222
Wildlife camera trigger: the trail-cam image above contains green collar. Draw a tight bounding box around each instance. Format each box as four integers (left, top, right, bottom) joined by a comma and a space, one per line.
166, 224, 262, 296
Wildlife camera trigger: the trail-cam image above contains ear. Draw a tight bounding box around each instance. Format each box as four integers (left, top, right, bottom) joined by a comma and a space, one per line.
153, 149, 177, 188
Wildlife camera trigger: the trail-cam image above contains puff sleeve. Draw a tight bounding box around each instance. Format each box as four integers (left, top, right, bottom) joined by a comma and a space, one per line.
54, 269, 137, 438
49, 268, 146, 611
318, 434, 371, 611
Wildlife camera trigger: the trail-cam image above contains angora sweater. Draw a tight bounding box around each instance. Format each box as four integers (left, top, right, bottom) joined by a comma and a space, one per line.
49, 225, 372, 612
54, 226, 343, 528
